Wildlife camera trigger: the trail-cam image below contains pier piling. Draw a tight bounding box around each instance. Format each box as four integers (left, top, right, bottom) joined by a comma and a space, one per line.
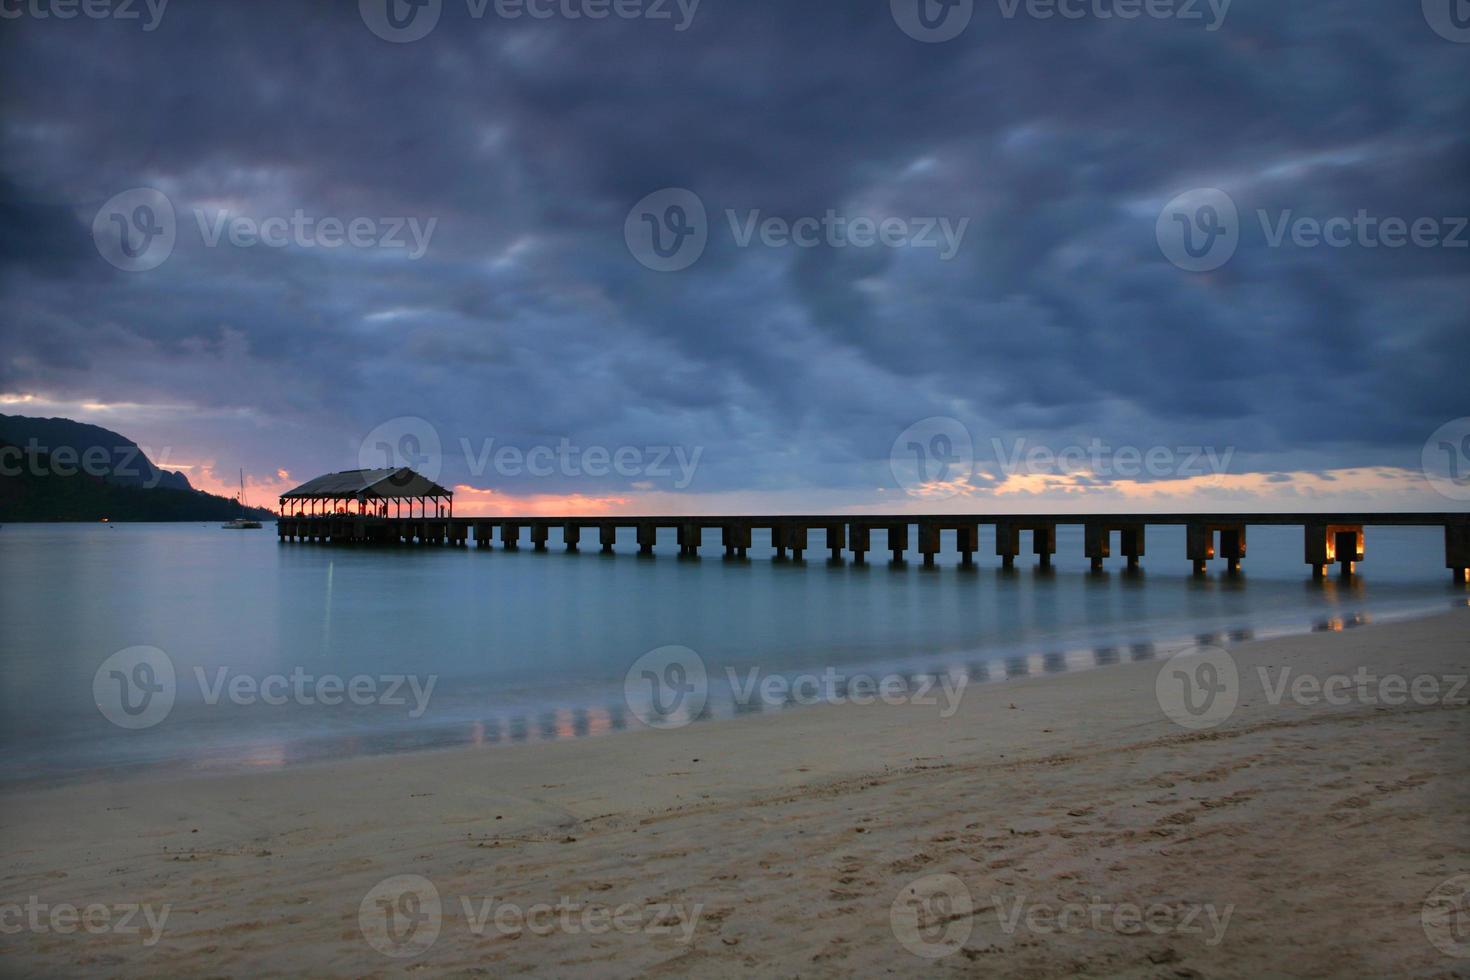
1446, 525, 1470, 583
722, 522, 751, 559
678, 523, 702, 557
1305, 523, 1363, 577
887, 524, 908, 564
1084, 521, 1146, 572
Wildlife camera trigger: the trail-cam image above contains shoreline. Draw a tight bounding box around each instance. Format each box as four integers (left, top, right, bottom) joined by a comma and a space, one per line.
3, 608, 1468, 975
4, 593, 1464, 793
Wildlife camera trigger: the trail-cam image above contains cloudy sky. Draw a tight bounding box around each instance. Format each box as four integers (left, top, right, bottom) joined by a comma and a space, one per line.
2, 0, 1466, 515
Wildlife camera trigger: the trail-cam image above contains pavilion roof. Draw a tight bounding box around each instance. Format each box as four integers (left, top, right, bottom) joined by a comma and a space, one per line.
280, 467, 451, 500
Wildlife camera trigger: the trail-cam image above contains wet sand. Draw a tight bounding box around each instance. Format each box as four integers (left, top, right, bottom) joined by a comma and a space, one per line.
2, 608, 1467, 977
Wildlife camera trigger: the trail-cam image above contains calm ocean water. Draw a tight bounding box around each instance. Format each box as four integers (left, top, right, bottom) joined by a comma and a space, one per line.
0, 521, 1464, 785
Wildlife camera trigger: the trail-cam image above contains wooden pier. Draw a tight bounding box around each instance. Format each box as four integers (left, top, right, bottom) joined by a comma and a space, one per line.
274, 511, 1470, 581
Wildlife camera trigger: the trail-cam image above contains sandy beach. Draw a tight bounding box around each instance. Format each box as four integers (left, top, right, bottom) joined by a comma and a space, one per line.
2, 607, 1467, 977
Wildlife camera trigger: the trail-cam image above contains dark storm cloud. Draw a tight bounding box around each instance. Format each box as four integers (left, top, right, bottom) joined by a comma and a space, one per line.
0, 0, 1465, 500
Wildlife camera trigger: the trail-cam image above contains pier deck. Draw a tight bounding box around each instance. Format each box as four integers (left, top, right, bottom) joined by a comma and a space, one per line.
275, 512, 1470, 581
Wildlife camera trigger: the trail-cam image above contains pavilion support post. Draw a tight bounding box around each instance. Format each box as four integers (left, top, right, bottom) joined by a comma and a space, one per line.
500, 523, 520, 551
849, 524, 870, 565
531, 525, 549, 551
599, 524, 617, 554
677, 523, 702, 558
564, 523, 581, 552
637, 523, 656, 556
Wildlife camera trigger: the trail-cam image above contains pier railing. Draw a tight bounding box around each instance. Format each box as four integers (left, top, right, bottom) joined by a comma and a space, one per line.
275, 512, 1470, 581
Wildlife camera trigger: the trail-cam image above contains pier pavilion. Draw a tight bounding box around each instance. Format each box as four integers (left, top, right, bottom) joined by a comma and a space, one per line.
279, 468, 454, 520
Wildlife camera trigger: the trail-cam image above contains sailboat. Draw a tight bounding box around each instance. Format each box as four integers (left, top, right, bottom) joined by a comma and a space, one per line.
222, 469, 263, 529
